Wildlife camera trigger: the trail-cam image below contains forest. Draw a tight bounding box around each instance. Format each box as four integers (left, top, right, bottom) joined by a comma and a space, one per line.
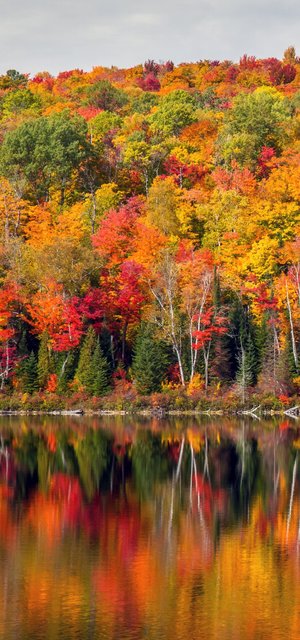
0, 48, 299, 410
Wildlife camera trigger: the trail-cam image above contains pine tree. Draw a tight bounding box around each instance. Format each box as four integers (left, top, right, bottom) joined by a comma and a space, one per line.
92, 339, 109, 396
235, 342, 254, 404
132, 324, 169, 394
22, 351, 38, 393
37, 332, 52, 389
56, 351, 78, 393
75, 326, 97, 393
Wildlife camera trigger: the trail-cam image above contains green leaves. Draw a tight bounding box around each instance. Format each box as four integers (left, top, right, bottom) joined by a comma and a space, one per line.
149, 90, 198, 137
218, 87, 291, 169
0, 110, 92, 202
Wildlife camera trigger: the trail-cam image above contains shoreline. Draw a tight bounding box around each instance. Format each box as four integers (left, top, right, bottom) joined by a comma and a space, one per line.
0, 407, 296, 417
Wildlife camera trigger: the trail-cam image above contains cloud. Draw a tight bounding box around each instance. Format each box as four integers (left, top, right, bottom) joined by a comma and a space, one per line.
0, 0, 298, 75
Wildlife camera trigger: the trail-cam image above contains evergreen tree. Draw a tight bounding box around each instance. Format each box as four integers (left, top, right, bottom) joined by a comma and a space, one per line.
37, 332, 52, 389
22, 351, 38, 393
56, 350, 78, 394
132, 324, 169, 394
92, 339, 109, 396
236, 342, 255, 404
75, 326, 97, 393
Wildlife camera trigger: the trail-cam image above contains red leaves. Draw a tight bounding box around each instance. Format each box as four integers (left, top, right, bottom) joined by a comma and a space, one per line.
0, 285, 19, 344
100, 260, 146, 331
92, 197, 144, 269
163, 156, 206, 187
192, 308, 227, 350
257, 146, 276, 177
137, 73, 161, 92
25, 281, 83, 352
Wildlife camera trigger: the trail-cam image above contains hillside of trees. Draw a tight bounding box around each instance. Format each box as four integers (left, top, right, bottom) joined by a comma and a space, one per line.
0, 48, 300, 410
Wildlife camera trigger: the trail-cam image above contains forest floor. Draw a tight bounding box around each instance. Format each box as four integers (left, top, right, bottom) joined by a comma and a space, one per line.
0, 390, 299, 418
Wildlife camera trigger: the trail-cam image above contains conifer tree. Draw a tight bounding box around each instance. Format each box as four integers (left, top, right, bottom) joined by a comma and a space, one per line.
92, 339, 109, 396
37, 332, 52, 389
22, 351, 38, 393
236, 341, 254, 404
75, 326, 97, 393
56, 351, 78, 394
132, 324, 169, 394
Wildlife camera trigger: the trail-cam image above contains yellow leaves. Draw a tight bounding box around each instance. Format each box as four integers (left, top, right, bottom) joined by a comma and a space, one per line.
186, 373, 204, 397
56, 203, 85, 241
246, 236, 279, 279
258, 201, 300, 242
0, 178, 28, 241
186, 428, 203, 452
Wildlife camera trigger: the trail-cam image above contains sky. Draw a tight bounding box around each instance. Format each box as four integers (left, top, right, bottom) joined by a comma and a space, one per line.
0, 0, 299, 76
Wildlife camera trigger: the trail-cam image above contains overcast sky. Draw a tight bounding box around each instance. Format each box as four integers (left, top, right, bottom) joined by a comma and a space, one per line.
0, 0, 299, 76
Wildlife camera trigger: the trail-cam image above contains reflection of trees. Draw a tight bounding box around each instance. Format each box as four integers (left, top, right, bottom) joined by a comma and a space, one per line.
75, 429, 113, 500
131, 430, 169, 499
235, 425, 262, 519
2, 420, 300, 639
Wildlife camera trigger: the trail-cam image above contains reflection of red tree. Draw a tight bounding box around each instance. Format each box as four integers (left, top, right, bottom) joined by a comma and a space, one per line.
191, 473, 227, 521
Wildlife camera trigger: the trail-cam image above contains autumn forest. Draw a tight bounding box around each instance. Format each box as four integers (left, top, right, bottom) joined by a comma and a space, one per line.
0, 48, 300, 410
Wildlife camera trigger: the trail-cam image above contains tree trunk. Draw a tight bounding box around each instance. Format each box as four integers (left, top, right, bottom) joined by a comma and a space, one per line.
286, 280, 298, 371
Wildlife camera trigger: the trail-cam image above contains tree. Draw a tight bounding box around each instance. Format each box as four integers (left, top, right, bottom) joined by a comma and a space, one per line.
148, 249, 186, 386
149, 90, 197, 137
0, 110, 93, 204
25, 281, 83, 352
146, 177, 181, 235
21, 351, 38, 393
132, 324, 169, 394
91, 339, 109, 396
37, 332, 52, 389
87, 80, 128, 112
235, 340, 255, 404
0, 285, 19, 389
218, 87, 291, 169
75, 326, 97, 393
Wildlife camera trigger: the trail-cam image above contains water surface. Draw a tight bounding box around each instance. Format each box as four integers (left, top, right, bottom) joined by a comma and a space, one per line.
0, 415, 300, 640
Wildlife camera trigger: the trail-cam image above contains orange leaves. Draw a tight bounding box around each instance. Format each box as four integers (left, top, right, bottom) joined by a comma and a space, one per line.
24, 202, 85, 247
212, 163, 256, 195
25, 281, 83, 351
131, 221, 168, 272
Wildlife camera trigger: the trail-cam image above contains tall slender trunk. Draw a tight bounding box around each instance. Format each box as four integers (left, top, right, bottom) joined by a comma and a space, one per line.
286, 280, 298, 371
121, 321, 128, 363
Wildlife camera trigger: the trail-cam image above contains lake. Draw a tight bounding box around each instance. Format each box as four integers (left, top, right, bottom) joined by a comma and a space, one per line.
0, 415, 300, 640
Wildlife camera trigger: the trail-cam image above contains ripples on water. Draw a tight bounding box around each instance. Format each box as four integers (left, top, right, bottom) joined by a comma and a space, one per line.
0, 415, 300, 640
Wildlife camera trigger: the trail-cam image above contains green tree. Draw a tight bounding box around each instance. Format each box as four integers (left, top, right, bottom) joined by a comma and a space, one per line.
131, 92, 158, 114
37, 332, 52, 389
75, 330, 109, 396
149, 89, 197, 137
0, 110, 92, 203
87, 80, 128, 112
88, 111, 122, 143
1, 89, 41, 118
92, 339, 110, 396
132, 324, 169, 394
218, 87, 291, 169
22, 351, 38, 393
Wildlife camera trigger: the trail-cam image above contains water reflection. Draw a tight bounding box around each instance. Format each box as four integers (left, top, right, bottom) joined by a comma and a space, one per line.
0, 416, 300, 639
